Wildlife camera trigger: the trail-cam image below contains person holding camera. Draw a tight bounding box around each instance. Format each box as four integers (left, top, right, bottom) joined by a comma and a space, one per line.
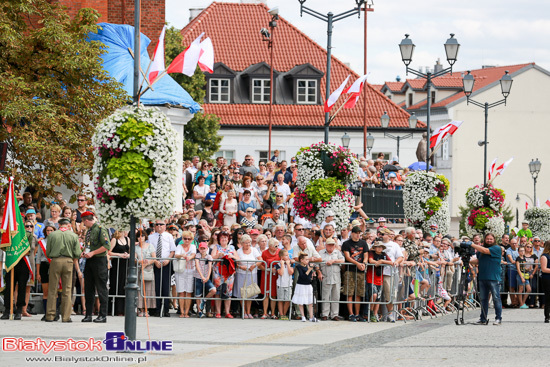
470, 233, 503, 325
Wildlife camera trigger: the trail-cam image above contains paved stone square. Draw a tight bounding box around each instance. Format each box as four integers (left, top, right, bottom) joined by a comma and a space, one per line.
0, 308, 548, 366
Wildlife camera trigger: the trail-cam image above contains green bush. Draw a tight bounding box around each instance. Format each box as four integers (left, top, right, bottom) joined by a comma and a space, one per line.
117, 116, 154, 150
106, 151, 153, 199
305, 177, 346, 205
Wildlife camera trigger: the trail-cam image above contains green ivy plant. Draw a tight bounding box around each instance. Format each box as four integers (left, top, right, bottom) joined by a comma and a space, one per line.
305, 177, 346, 205
116, 117, 154, 150
106, 151, 153, 199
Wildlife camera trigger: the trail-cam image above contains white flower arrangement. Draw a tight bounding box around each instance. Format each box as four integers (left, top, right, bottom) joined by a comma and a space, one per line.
294, 142, 359, 229
466, 214, 505, 239
92, 105, 178, 230
524, 208, 550, 241
465, 186, 484, 208
403, 171, 450, 233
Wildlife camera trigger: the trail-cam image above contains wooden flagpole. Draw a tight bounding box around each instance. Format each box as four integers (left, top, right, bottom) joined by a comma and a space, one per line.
328, 94, 355, 124
428, 135, 450, 159
127, 47, 154, 92
139, 70, 169, 97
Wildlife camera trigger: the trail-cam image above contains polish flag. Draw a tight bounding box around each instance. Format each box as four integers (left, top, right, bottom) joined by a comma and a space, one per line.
324, 75, 350, 113
545, 198, 550, 207
198, 37, 214, 73
488, 157, 498, 181
536, 199, 541, 208
167, 32, 204, 77
494, 157, 514, 177
149, 25, 166, 83
429, 121, 463, 149
343, 74, 368, 109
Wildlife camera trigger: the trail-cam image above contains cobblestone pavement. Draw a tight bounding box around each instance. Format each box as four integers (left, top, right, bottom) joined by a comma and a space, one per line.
0, 308, 548, 366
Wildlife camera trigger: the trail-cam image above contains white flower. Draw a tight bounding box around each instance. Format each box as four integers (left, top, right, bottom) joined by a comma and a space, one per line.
92, 105, 178, 230
524, 208, 550, 241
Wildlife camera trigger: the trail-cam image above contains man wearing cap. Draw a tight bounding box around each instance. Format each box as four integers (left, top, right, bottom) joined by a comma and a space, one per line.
26, 208, 44, 240
517, 220, 533, 239
380, 227, 403, 322
341, 226, 368, 322
80, 211, 111, 323
317, 238, 345, 321
45, 218, 81, 322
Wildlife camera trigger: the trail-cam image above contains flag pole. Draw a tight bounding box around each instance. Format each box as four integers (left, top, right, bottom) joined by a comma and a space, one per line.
328, 94, 354, 124
10, 270, 14, 319
139, 70, 168, 96
127, 47, 154, 92
428, 136, 449, 159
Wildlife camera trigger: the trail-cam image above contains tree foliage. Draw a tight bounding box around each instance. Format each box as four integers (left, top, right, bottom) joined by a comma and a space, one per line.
164, 26, 222, 161
0, 0, 129, 196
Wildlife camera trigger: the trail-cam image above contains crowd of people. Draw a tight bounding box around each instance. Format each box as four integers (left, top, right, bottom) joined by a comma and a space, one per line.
1, 155, 549, 324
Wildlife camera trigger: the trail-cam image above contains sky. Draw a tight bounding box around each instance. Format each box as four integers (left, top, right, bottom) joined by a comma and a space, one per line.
165, 0, 550, 84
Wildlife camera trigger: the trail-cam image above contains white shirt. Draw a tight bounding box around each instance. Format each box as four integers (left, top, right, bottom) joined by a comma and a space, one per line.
236, 248, 261, 275
382, 240, 403, 276
275, 182, 291, 201
193, 184, 209, 205
292, 215, 312, 229
291, 236, 314, 248
148, 232, 176, 259
175, 244, 196, 272
276, 262, 293, 288
320, 220, 336, 230
291, 242, 320, 259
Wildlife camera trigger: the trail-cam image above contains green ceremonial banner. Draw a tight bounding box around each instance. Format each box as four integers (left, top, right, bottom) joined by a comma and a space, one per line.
4, 194, 30, 273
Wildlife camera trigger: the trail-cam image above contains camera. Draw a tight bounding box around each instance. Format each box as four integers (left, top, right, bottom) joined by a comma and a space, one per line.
455, 240, 475, 263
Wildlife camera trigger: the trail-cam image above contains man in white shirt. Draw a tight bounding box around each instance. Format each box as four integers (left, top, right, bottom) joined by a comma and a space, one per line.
148, 220, 176, 317
317, 238, 345, 320
275, 173, 291, 202
380, 228, 403, 322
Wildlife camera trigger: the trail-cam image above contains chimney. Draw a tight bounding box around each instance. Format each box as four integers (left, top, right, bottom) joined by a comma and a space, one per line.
434, 58, 443, 73
189, 8, 204, 22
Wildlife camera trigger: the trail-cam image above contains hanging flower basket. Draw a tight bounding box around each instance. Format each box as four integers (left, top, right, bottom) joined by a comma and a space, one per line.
524, 208, 550, 241
464, 184, 506, 238
293, 142, 359, 230
403, 171, 450, 233
92, 105, 178, 230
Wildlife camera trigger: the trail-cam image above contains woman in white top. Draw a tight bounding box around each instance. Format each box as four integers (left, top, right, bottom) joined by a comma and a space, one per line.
193, 175, 209, 210
234, 235, 262, 319
174, 231, 196, 318
221, 190, 238, 226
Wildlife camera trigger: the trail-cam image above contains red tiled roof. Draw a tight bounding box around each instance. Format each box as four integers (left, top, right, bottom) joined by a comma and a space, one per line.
383, 82, 405, 92
181, 2, 423, 129
407, 63, 533, 110
405, 79, 426, 90
371, 84, 384, 92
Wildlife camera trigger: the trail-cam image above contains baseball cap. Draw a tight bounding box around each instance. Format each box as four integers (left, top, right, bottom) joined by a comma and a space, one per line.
388, 172, 397, 178
199, 242, 208, 249
371, 241, 386, 249
26, 209, 36, 214
379, 227, 393, 235
522, 220, 529, 225
429, 223, 438, 229
351, 219, 361, 227
325, 210, 335, 217
351, 226, 362, 234
250, 229, 261, 235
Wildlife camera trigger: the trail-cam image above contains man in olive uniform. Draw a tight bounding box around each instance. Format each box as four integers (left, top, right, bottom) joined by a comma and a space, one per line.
80, 211, 110, 323
45, 217, 81, 322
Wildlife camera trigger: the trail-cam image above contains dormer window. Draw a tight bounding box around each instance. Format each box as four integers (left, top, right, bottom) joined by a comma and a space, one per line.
209, 78, 230, 103
252, 79, 270, 104
297, 79, 317, 104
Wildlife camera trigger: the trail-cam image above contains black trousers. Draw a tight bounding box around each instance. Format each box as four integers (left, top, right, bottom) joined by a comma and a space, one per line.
84, 256, 109, 317
2, 260, 30, 314
542, 278, 550, 320
154, 265, 171, 313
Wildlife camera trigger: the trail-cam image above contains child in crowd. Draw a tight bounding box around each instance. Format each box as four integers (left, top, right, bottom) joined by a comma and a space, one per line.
516, 246, 531, 309
205, 183, 218, 202
194, 242, 216, 318
292, 252, 316, 322
275, 249, 294, 320
319, 211, 336, 230
367, 241, 392, 322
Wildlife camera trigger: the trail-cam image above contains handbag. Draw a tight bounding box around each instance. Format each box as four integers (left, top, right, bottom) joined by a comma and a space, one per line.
173, 258, 187, 273
240, 271, 261, 299
142, 264, 154, 281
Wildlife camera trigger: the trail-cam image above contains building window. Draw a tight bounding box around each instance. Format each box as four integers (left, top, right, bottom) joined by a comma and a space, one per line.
214, 150, 234, 160
252, 79, 270, 103
297, 79, 317, 104
431, 90, 436, 103
408, 94, 413, 107
209, 79, 230, 103
259, 150, 285, 164
442, 140, 449, 160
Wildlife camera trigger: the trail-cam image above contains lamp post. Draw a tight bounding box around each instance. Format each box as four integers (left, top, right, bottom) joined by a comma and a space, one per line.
462, 70, 513, 185
399, 33, 460, 171
380, 111, 416, 160
366, 133, 375, 157
341, 132, 351, 149
261, 7, 279, 159
298, 0, 366, 144
528, 158, 541, 204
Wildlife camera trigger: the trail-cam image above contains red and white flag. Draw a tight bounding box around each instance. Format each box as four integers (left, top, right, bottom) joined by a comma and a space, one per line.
537, 199, 541, 208
198, 37, 214, 73
488, 157, 498, 181
429, 121, 463, 149
148, 25, 166, 83
167, 32, 204, 77
324, 75, 350, 113
545, 198, 550, 207
494, 157, 514, 177
343, 74, 368, 109
525, 201, 529, 210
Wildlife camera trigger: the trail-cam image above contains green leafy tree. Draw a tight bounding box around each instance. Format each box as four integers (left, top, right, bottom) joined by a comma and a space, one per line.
0, 0, 128, 197
164, 26, 222, 160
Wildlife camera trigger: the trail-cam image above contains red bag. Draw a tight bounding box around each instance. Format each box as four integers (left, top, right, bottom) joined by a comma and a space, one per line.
213, 191, 222, 211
